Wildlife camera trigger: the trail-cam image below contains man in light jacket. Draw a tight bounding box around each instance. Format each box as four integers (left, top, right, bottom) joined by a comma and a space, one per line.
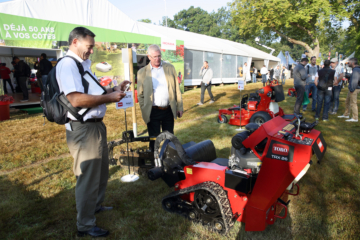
137, 44, 183, 151
197, 61, 215, 105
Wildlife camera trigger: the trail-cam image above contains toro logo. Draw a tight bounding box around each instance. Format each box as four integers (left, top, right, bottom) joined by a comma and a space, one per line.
272, 143, 289, 156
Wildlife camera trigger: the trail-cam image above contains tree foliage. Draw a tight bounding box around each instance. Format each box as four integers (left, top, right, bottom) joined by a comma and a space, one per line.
230, 0, 349, 58
159, 6, 241, 41
138, 18, 152, 23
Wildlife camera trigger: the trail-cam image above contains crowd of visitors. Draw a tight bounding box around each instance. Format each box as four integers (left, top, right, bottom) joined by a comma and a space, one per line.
292, 56, 359, 123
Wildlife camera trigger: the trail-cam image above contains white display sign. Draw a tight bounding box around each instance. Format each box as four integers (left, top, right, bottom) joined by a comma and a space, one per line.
161, 38, 176, 50
238, 80, 244, 90
116, 91, 134, 109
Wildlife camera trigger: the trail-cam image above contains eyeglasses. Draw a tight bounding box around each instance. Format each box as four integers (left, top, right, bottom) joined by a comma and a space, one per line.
150, 55, 161, 59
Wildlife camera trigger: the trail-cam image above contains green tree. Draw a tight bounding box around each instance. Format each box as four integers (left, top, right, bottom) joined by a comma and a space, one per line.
230, 0, 349, 58
161, 6, 220, 37
138, 18, 152, 23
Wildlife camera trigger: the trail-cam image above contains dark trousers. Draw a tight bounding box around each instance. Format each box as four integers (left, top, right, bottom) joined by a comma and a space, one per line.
316, 89, 332, 120
294, 85, 305, 115
18, 76, 29, 100
147, 107, 174, 151
303, 83, 317, 111
330, 85, 342, 112
281, 74, 286, 85
2, 78, 15, 93
200, 82, 214, 103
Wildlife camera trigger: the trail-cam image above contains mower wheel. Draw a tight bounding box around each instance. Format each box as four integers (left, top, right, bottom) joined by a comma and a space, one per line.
250, 111, 272, 126
217, 114, 228, 124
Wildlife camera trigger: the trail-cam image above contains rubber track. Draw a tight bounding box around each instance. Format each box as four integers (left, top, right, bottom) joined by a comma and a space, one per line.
161, 181, 234, 234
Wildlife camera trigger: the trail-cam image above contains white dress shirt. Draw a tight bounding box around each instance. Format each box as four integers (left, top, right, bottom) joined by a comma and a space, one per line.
260, 67, 268, 75
151, 62, 169, 107
56, 50, 106, 121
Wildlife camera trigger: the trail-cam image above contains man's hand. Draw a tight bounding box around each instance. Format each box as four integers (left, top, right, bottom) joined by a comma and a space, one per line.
201, 66, 204, 70
207, 81, 210, 85
177, 111, 183, 118
115, 80, 131, 92
108, 91, 126, 102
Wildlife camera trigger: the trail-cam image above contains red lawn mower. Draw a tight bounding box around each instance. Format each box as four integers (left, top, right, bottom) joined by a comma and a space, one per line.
218, 83, 296, 126
147, 115, 326, 233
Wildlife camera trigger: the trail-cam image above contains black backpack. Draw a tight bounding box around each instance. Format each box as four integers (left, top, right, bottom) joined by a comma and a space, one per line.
40, 56, 89, 125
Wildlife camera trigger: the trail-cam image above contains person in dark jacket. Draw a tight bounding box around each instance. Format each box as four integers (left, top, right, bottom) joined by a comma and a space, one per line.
270, 67, 274, 81
338, 57, 360, 122
314, 60, 335, 121
13, 56, 30, 102
293, 58, 309, 115
38, 53, 53, 90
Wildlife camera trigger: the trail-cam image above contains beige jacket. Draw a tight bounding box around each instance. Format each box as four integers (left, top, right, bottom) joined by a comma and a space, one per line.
137, 62, 183, 124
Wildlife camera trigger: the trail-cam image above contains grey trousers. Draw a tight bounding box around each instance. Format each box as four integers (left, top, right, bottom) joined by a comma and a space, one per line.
66, 121, 109, 231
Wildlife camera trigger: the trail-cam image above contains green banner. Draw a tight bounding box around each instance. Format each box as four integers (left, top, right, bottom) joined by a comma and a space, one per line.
0, 13, 161, 47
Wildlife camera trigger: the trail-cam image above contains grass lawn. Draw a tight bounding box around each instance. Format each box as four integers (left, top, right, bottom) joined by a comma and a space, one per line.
1, 80, 360, 239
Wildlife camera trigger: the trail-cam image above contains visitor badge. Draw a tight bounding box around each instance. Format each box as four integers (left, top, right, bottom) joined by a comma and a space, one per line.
328, 87, 332, 91
312, 76, 315, 80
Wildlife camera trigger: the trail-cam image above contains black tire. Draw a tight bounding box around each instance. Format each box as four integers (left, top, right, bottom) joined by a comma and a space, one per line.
217, 114, 228, 123
250, 111, 272, 126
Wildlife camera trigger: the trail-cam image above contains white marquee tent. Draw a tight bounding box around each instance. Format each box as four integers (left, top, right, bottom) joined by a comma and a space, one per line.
0, 0, 280, 85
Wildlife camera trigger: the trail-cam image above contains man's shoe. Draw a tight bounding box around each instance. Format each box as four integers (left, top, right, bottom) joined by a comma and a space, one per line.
209, 100, 215, 104
95, 206, 113, 214
338, 115, 349, 118
196, 102, 203, 106
302, 108, 307, 112
329, 111, 337, 115
20, 99, 29, 102
323, 119, 328, 122
77, 226, 109, 237
315, 117, 319, 121
345, 118, 358, 122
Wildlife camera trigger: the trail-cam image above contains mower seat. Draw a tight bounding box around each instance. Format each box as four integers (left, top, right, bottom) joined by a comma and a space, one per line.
211, 158, 229, 167
249, 93, 260, 102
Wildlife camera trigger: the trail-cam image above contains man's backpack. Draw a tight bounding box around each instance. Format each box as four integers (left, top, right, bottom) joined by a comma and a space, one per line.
40, 56, 89, 125
24, 62, 31, 77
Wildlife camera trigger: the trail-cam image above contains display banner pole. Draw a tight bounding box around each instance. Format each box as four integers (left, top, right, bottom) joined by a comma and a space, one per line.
128, 48, 137, 137
236, 80, 245, 131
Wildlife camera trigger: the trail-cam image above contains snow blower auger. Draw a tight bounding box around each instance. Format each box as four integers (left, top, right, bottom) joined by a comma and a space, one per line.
147, 115, 327, 234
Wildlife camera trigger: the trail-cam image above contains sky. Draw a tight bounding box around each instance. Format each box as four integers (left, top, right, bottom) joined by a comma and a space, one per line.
109, 0, 231, 24
0, 0, 349, 28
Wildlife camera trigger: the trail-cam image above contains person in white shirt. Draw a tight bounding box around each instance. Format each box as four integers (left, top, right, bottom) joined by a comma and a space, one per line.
260, 65, 268, 86
137, 45, 183, 151
57, 27, 129, 238
197, 61, 215, 105
329, 58, 344, 114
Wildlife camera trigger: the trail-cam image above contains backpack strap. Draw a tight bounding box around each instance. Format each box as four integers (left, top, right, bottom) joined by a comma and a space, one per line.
62, 56, 89, 93
55, 56, 91, 123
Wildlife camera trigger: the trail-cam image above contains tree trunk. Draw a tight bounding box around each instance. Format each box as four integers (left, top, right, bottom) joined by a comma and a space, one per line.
272, 27, 320, 60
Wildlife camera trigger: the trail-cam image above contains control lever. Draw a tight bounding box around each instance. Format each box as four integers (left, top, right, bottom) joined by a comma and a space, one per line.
293, 113, 302, 140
